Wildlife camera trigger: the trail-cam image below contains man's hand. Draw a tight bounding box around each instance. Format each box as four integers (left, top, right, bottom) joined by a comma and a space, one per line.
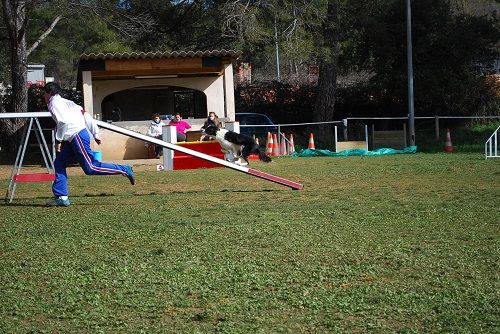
95, 138, 101, 145
55, 143, 61, 153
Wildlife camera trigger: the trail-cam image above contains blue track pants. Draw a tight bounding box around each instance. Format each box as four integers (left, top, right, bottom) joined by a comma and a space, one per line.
52, 129, 129, 197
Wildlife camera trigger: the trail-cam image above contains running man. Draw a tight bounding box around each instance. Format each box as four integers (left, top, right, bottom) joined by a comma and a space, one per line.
44, 82, 135, 207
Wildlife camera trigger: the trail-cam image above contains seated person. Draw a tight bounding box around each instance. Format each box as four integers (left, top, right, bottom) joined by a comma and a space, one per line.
169, 112, 191, 142
200, 112, 222, 141
146, 113, 165, 158
110, 107, 122, 122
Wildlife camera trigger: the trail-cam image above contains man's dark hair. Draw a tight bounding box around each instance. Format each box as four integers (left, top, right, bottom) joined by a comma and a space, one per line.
44, 82, 62, 96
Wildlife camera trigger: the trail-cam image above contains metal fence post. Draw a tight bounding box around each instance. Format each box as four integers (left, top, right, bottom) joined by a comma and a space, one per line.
343, 118, 348, 141
435, 115, 440, 140
277, 124, 281, 152
371, 124, 375, 148
364, 125, 369, 150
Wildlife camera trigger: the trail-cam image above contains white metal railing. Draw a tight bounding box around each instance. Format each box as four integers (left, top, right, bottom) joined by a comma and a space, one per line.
485, 125, 500, 159
342, 115, 500, 141
239, 115, 500, 141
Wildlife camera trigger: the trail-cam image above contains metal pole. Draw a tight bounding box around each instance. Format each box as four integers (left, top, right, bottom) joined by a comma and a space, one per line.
274, 18, 281, 81
371, 124, 375, 148
343, 118, 348, 141
277, 124, 281, 155
434, 115, 440, 141
406, 0, 416, 146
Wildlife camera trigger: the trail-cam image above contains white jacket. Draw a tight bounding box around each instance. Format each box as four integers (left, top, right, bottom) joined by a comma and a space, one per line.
147, 120, 165, 137
47, 94, 100, 142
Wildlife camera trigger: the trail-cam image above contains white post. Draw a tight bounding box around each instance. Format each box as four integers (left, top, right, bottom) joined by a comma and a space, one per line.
162, 125, 177, 171
82, 71, 94, 116
223, 63, 236, 120
494, 131, 498, 157
334, 126, 338, 152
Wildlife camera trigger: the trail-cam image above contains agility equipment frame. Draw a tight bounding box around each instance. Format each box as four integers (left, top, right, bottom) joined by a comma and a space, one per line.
1, 112, 55, 203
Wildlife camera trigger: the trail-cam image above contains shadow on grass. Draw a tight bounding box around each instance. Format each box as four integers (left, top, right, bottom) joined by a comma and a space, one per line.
1, 188, 282, 206
2, 202, 48, 207
220, 189, 277, 193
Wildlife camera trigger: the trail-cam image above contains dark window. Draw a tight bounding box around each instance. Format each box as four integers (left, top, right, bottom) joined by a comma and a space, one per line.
174, 91, 195, 118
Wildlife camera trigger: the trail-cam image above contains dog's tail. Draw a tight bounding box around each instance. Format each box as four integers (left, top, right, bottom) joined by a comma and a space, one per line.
258, 148, 272, 163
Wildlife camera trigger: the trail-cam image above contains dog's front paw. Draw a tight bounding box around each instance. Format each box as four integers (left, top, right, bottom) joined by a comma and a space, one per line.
234, 158, 248, 166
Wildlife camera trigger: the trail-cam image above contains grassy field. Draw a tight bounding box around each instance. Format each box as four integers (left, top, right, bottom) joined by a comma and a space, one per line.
0, 153, 498, 333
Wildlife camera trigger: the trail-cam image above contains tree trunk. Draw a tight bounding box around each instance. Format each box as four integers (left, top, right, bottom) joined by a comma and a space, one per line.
3, 0, 29, 114
313, 0, 338, 149
0, 0, 30, 151
10, 28, 28, 116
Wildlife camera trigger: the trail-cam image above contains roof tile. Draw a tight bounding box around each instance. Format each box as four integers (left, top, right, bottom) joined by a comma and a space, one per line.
80, 50, 242, 60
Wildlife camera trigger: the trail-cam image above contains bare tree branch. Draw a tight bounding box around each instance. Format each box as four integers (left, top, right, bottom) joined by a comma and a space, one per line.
27, 15, 62, 56
66, 0, 155, 41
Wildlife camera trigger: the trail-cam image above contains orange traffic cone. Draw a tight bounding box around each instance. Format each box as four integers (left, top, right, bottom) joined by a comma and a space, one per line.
266, 132, 273, 155
308, 133, 316, 150
288, 134, 295, 154
280, 133, 288, 156
272, 133, 280, 156
444, 128, 454, 153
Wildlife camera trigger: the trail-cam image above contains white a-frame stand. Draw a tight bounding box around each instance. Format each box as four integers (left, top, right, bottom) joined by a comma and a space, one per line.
5, 117, 55, 203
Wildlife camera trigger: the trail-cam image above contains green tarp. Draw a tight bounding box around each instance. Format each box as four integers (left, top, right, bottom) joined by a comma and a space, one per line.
290, 146, 417, 157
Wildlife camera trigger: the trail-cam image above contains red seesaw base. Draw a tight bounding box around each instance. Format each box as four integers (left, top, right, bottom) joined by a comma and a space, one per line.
13, 173, 55, 182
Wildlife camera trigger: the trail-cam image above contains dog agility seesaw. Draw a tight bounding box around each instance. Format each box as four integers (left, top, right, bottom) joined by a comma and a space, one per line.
96, 120, 304, 190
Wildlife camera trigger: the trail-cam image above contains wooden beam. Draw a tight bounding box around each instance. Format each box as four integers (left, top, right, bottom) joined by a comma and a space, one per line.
91, 67, 222, 78
106, 57, 203, 71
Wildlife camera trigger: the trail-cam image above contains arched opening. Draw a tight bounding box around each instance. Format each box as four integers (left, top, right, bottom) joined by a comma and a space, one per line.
101, 85, 207, 122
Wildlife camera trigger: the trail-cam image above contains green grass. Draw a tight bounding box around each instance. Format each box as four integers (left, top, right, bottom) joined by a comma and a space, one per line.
0, 153, 499, 333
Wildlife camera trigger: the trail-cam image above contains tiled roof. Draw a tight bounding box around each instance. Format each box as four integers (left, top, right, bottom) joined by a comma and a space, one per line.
80, 50, 242, 60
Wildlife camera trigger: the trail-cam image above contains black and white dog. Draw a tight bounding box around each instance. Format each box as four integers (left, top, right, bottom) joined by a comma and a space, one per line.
203, 125, 272, 165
